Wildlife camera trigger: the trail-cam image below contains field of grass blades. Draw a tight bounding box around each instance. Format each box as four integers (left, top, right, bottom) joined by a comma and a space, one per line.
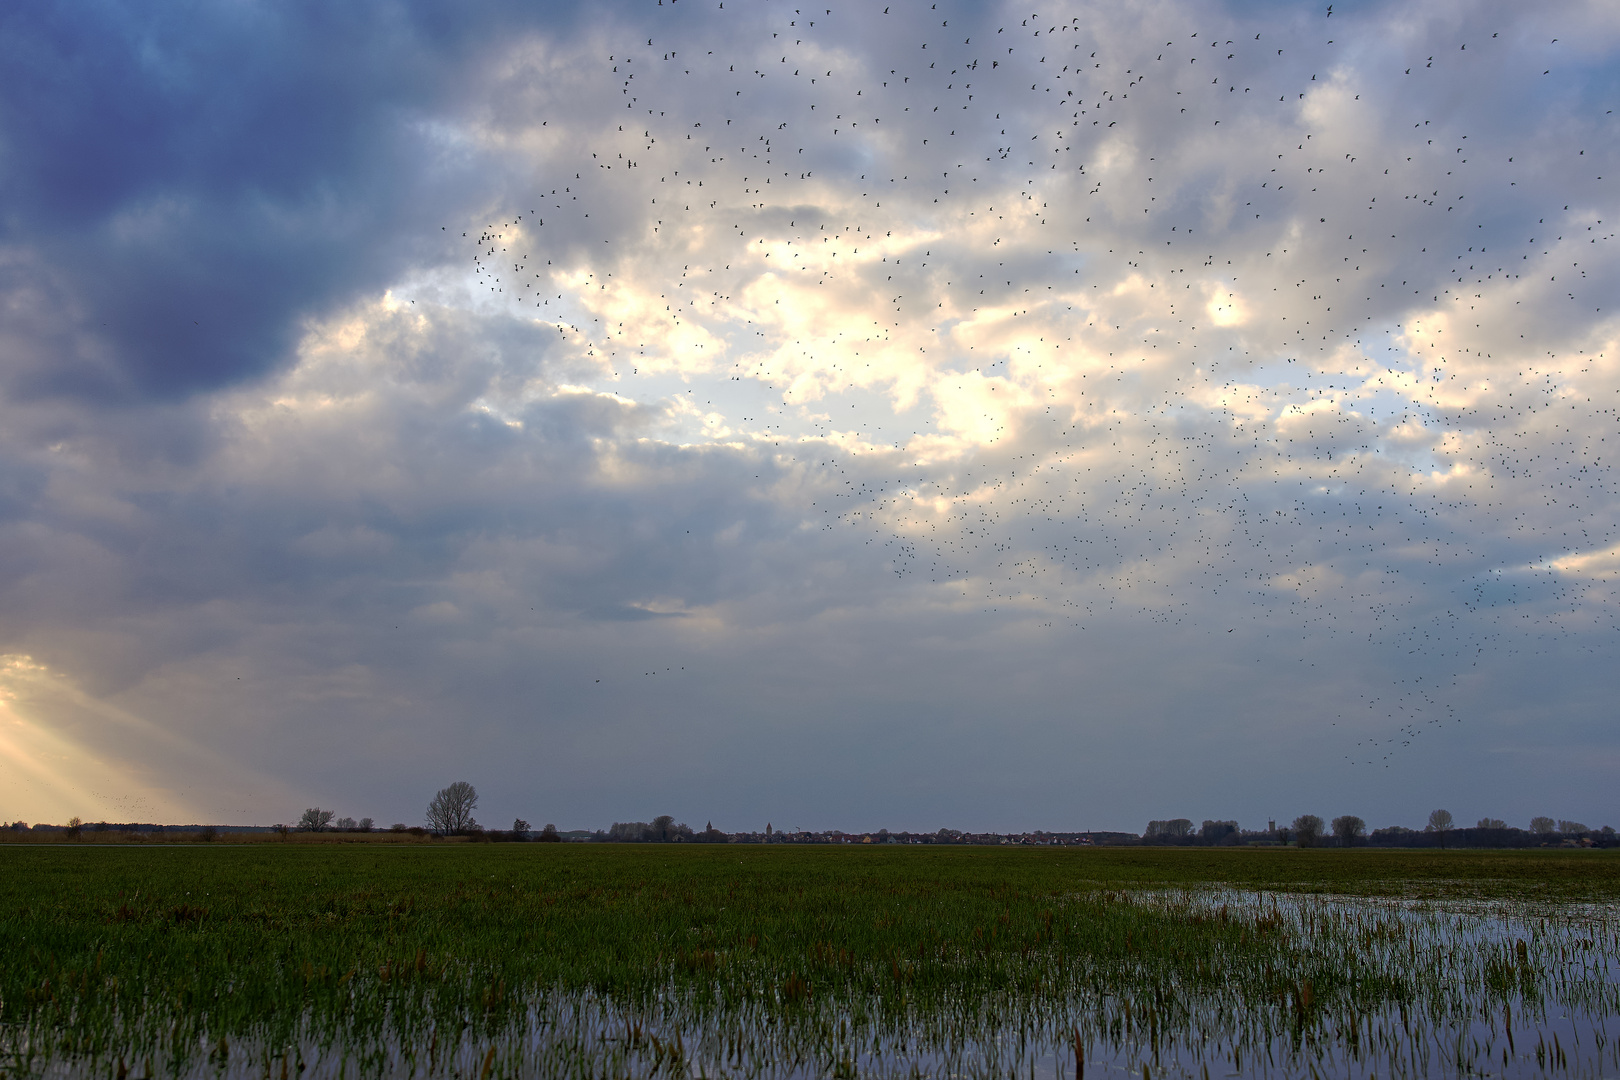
2, 845, 1617, 1077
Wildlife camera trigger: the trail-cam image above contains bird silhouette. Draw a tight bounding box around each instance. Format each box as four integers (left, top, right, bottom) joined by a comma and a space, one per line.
432, 0, 1614, 769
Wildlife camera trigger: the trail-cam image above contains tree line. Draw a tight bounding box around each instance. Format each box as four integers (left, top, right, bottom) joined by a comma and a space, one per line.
288, 788, 1615, 847
1141, 812, 1614, 848
16, 783, 1609, 848
297, 784, 729, 843
293, 782, 562, 842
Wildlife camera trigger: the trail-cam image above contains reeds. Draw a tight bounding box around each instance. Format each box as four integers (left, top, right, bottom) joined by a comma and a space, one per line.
1, 845, 1616, 1077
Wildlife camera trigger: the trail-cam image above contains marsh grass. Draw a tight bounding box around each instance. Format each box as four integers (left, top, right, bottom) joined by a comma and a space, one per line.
2, 846, 1617, 1077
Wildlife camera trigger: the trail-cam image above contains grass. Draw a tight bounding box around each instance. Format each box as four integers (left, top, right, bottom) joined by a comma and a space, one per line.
3, 844, 1618, 1077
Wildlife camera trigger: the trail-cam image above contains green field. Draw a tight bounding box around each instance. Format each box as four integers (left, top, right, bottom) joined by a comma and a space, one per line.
3, 845, 1618, 1077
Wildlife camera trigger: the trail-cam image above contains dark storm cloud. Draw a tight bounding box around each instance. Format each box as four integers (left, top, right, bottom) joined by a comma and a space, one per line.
0, 1, 592, 400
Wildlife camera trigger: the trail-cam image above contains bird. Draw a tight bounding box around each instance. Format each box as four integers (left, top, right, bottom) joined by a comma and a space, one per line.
423, 0, 1613, 770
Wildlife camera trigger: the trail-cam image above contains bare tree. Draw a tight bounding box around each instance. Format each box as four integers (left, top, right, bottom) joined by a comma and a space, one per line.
1529, 816, 1557, 836
601, 818, 693, 842
1330, 815, 1365, 847
334, 816, 357, 831
1476, 818, 1507, 830
1291, 815, 1324, 847
1558, 820, 1589, 836
298, 808, 335, 832
1145, 819, 1194, 841
1425, 809, 1454, 848
426, 782, 479, 834
357, 818, 374, 832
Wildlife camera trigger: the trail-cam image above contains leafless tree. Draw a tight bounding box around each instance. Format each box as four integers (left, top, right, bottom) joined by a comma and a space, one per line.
1530, 816, 1556, 835
426, 781, 478, 834
601, 818, 693, 842
1426, 809, 1454, 848
1145, 819, 1194, 841
1291, 814, 1324, 847
298, 808, 335, 832
1330, 815, 1365, 846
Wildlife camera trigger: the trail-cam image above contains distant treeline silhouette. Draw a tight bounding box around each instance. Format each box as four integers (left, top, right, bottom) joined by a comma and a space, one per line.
7, 809, 1612, 848
594, 817, 729, 843
1137, 815, 1615, 849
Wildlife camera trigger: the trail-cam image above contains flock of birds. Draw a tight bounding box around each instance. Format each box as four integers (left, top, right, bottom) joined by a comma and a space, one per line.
439, 1, 1614, 768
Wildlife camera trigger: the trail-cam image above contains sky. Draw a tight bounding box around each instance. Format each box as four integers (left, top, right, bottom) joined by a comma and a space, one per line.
0, 0, 1616, 835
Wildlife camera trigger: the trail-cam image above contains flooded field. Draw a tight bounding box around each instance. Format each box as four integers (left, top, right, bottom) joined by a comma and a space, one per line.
3, 846, 1617, 1078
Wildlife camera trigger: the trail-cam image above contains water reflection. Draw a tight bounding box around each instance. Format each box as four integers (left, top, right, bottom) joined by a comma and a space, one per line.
13, 889, 1619, 1078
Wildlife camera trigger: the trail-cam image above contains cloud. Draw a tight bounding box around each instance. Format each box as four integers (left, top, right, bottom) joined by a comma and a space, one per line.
0, 0, 1617, 832
0, 2, 596, 400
